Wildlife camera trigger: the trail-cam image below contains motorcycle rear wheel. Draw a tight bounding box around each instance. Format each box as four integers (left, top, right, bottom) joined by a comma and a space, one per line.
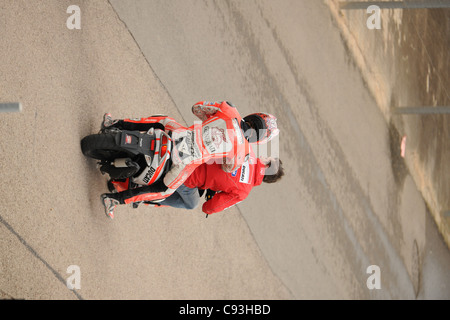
81, 133, 133, 161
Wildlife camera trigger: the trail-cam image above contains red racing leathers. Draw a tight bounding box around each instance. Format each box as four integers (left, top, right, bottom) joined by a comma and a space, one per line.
109, 101, 250, 205
184, 147, 267, 214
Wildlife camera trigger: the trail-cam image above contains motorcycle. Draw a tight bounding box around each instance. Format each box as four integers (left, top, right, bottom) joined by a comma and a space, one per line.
81, 112, 250, 206
81, 125, 172, 202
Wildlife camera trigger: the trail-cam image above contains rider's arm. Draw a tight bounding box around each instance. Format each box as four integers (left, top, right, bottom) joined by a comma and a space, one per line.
191, 101, 237, 121
202, 191, 243, 215
191, 101, 220, 121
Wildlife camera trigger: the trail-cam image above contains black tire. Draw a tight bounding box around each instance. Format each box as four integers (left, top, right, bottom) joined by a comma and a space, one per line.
81, 133, 133, 161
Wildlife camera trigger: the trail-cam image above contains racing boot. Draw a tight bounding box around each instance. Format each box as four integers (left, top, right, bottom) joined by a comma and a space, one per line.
101, 113, 118, 130
101, 193, 120, 219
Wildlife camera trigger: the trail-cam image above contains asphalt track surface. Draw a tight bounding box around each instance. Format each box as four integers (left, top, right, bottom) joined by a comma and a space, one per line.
1, 0, 449, 300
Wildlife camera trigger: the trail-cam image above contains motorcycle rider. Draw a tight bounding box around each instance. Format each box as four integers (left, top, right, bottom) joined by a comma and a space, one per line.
100, 101, 279, 219
158, 155, 284, 214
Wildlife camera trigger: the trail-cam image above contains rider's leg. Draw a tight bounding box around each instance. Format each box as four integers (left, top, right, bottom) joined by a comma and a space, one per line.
102, 114, 165, 131
157, 184, 200, 210
101, 180, 168, 218
102, 180, 168, 205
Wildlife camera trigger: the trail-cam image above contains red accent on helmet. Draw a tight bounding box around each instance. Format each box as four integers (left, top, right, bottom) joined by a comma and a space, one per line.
243, 112, 279, 144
